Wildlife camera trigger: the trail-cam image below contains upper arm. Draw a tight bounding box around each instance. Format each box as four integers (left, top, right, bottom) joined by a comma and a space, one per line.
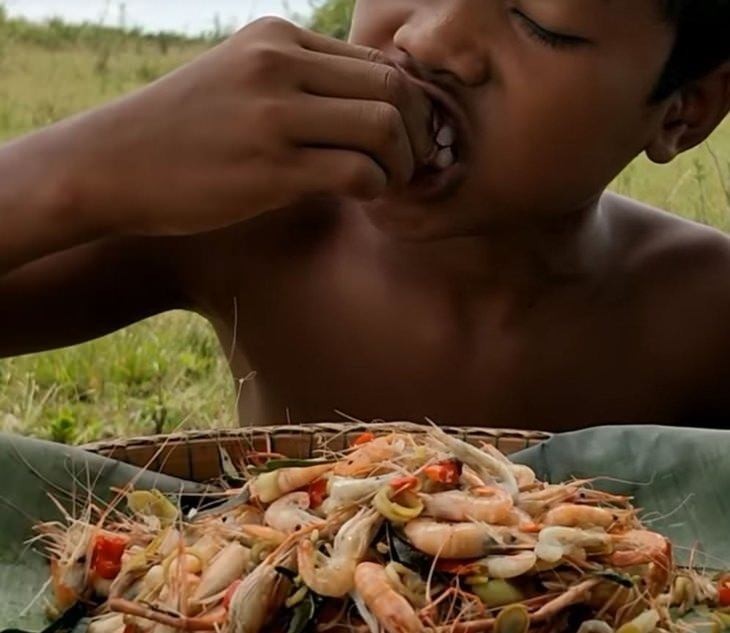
0, 235, 193, 357
667, 228, 730, 424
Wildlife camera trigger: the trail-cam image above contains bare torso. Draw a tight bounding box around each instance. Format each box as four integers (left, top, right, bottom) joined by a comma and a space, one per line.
181, 192, 730, 431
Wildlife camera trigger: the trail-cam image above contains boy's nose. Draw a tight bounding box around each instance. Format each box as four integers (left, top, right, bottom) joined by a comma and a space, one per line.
393, 0, 491, 87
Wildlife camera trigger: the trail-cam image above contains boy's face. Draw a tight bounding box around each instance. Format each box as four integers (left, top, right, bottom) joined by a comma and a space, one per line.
349, 0, 676, 240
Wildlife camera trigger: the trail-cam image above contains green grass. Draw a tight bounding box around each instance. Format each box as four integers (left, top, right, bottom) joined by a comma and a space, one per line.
0, 13, 727, 443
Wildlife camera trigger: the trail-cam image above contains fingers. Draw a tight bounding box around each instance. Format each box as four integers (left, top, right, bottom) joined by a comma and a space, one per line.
297, 51, 434, 166
290, 147, 388, 201
285, 95, 416, 188
298, 27, 391, 66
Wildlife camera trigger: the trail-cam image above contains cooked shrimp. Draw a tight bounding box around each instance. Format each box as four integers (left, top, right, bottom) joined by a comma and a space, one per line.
321, 474, 397, 515
479, 444, 536, 488
610, 530, 672, 595
216, 505, 264, 530
109, 597, 224, 631
505, 507, 541, 532
43, 521, 99, 609
517, 484, 581, 516
264, 492, 322, 534
225, 550, 295, 633
511, 465, 537, 488
404, 519, 523, 559
354, 562, 424, 633
420, 488, 513, 524
334, 434, 407, 476
542, 504, 617, 529
191, 541, 250, 604
534, 527, 612, 563
474, 552, 537, 579
428, 427, 518, 498
298, 508, 382, 597
238, 524, 287, 546
252, 464, 332, 503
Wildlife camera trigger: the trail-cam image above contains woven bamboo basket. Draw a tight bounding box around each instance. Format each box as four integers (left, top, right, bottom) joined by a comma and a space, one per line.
82, 422, 552, 483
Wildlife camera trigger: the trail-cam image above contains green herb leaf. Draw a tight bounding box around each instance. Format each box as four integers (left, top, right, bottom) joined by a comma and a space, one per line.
252, 459, 334, 474
596, 570, 635, 588
286, 592, 322, 633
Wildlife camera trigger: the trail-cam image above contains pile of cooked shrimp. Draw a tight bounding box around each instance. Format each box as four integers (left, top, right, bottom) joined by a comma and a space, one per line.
36, 427, 730, 633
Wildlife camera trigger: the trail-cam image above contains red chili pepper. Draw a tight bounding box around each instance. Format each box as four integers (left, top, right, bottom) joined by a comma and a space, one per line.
352, 432, 375, 446
223, 579, 243, 610
718, 576, 730, 606
424, 460, 462, 484
91, 533, 129, 580
390, 476, 419, 493
307, 478, 328, 508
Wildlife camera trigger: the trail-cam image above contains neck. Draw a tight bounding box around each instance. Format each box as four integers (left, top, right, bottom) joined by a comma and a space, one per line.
366, 196, 612, 293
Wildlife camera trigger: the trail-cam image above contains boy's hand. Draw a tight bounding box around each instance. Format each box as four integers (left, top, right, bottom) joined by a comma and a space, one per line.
65, 17, 434, 237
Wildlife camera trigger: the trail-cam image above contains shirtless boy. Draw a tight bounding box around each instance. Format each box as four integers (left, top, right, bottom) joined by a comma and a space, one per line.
1, 1, 729, 430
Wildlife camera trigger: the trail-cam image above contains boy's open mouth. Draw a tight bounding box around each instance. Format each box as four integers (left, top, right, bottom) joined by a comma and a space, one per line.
408, 101, 467, 199
396, 65, 470, 200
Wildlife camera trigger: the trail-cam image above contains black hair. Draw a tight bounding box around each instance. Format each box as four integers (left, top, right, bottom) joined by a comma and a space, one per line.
652, 0, 730, 101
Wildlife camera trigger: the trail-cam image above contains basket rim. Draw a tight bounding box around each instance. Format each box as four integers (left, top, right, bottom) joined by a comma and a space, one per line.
81, 421, 552, 454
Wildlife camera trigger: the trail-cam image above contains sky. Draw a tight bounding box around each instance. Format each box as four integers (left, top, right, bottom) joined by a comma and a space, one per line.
4, 0, 314, 35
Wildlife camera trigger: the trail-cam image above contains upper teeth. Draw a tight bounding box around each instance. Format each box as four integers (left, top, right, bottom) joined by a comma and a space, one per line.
428, 108, 457, 170
436, 124, 456, 148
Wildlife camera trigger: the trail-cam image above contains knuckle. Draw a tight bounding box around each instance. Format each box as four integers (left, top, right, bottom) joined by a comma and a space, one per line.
245, 44, 289, 80
340, 156, 382, 198
380, 67, 408, 105
364, 46, 388, 65
372, 103, 403, 145
249, 16, 295, 37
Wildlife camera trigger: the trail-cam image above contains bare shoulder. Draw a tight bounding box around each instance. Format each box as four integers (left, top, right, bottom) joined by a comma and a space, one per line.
603, 192, 730, 418
603, 192, 730, 292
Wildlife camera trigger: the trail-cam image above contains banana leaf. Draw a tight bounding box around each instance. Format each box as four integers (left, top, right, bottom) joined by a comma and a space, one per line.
1, 425, 729, 628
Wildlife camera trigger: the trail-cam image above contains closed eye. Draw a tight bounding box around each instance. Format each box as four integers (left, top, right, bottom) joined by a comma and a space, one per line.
510, 8, 590, 50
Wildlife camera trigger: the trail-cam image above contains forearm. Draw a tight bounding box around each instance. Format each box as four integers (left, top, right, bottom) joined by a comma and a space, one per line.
0, 123, 105, 276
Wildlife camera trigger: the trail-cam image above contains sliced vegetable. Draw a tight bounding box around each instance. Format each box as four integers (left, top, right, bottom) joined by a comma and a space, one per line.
390, 476, 420, 493
307, 479, 328, 508
352, 432, 375, 447
424, 460, 462, 485
252, 459, 334, 474
91, 533, 129, 580
471, 579, 524, 608
127, 490, 178, 526
719, 576, 730, 607
615, 609, 659, 633
494, 604, 529, 633
373, 486, 423, 524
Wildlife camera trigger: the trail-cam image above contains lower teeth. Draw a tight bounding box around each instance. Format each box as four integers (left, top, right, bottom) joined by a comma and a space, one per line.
434, 147, 454, 169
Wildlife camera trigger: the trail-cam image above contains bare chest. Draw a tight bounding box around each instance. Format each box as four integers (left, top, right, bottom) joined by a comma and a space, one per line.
209, 240, 674, 430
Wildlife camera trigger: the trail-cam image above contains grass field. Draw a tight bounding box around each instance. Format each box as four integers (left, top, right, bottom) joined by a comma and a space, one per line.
0, 12, 728, 443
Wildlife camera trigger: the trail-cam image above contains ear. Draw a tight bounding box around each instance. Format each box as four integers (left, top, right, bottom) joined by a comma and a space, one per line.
646, 61, 730, 164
